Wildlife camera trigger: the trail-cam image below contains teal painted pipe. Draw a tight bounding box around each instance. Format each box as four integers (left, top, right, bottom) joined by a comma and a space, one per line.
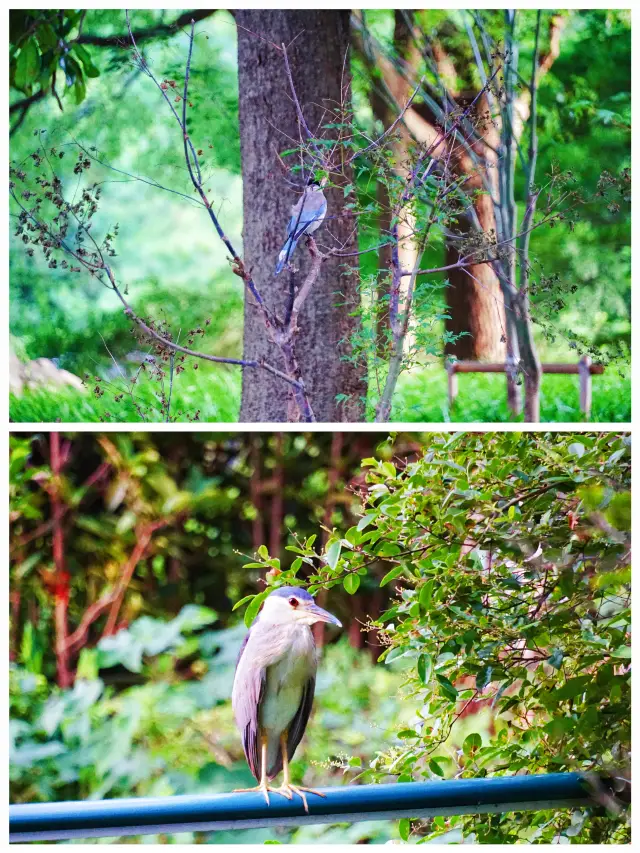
10, 773, 597, 842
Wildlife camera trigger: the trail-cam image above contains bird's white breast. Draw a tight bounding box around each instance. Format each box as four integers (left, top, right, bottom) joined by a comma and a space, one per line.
260, 624, 316, 737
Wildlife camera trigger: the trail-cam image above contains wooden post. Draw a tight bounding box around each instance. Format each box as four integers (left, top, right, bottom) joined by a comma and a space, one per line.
505, 355, 522, 415
446, 361, 458, 408
578, 355, 592, 419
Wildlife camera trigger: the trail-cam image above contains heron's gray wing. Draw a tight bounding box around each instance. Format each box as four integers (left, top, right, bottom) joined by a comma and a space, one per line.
267, 676, 316, 778
287, 675, 315, 759
233, 630, 266, 780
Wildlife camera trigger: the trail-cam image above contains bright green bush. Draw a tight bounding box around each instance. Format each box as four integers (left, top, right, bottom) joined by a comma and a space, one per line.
248, 432, 631, 843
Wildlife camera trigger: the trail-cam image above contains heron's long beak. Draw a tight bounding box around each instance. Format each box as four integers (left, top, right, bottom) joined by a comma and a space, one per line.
308, 603, 342, 627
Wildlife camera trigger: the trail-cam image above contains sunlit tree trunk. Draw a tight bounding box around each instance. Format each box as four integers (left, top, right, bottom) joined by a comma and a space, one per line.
444, 92, 506, 361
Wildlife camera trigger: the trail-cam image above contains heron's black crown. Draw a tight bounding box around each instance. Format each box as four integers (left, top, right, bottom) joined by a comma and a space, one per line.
269, 586, 314, 602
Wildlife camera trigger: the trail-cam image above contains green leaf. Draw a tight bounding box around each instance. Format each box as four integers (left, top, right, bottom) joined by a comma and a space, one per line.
13, 552, 42, 581
174, 604, 217, 631
380, 564, 404, 586
568, 442, 586, 458
606, 492, 631, 531
258, 545, 269, 560
552, 675, 593, 700
15, 38, 40, 92
73, 43, 100, 77
476, 665, 493, 690
611, 644, 631, 658
399, 818, 411, 841
384, 646, 407, 665
436, 674, 458, 702
325, 539, 342, 571
115, 509, 136, 535
343, 573, 360, 594
419, 579, 434, 611
463, 732, 482, 756
417, 653, 432, 684
429, 757, 445, 776
244, 589, 270, 627
548, 648, 564, 669
357, 512, 377, 531
37, 23, 57, 51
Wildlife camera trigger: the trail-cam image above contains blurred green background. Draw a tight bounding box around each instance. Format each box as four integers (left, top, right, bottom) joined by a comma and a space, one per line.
9, 9, 630, 422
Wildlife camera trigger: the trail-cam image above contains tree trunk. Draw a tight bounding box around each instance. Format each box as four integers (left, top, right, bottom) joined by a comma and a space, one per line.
444, 94, 506, 361
236, 11, 366, 422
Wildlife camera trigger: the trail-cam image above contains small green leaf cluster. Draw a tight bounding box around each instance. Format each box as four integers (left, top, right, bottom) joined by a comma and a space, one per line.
10, 11, 99, 105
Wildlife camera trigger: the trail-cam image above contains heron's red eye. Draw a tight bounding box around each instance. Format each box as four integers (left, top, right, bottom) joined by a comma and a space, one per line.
288, 597, 299, 607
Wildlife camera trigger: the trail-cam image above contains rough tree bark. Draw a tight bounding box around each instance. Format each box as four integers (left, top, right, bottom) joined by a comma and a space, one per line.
236, 11, 366, 422
443, 90, 506, 361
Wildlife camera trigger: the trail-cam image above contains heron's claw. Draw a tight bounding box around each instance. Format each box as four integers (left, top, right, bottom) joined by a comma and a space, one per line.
278, 783, 325, 814
233, 782, 282, 806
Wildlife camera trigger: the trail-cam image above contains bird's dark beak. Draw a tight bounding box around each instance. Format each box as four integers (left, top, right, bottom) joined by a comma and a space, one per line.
308, 603, 342, 627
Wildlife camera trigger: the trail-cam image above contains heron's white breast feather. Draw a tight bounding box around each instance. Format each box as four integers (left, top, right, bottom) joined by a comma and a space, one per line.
260, 624, 316, 736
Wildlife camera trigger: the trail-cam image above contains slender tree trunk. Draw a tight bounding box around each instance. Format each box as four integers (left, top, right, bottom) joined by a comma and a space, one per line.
236, 11, 366, 422
444, 93, 506, 361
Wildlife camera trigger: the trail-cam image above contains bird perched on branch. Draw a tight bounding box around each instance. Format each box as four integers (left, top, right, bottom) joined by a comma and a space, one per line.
232, 586, 341, 811
275, 180, 327, 274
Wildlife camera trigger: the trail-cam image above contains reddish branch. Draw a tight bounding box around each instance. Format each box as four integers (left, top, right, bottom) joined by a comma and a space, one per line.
65, 519, 169, 656
49, 433, 73, 688
10, 461, 110, 554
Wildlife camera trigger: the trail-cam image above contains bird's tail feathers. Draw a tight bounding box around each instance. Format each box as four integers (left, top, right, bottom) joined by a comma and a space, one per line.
275, 236, 297, 275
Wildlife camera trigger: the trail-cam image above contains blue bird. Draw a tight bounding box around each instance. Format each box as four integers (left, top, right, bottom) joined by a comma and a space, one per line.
275, 181, 327, 274
232, 586, 341, 811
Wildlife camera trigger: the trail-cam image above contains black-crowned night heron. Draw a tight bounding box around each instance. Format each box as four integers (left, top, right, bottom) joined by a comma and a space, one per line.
232, 586, 341, 811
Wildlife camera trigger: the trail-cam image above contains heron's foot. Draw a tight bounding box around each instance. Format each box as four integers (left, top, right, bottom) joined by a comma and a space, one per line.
277, 783, 325, 814
233, 782, 282, 807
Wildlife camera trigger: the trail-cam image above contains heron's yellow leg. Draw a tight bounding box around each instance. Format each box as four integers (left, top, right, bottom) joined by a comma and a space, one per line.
233, 736, 281, 805
276, 731, 325, 814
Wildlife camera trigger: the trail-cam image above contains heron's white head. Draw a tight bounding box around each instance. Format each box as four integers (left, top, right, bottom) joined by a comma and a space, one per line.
259, 586, 341, 628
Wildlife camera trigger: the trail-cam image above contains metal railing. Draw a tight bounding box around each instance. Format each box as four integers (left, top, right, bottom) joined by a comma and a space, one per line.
10, 772, 612, 842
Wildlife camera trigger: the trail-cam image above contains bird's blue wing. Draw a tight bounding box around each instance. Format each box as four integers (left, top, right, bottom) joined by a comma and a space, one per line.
286, 198, 327, 241
233, 631, 266, 780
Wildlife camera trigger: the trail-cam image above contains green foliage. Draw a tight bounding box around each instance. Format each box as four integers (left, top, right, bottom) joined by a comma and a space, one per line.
10, 11, 98, 104
243, 432, 631, 843
10, 10, 243, 424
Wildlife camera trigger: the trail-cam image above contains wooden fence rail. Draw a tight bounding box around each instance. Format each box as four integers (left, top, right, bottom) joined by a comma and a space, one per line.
445, 356, 604, 418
